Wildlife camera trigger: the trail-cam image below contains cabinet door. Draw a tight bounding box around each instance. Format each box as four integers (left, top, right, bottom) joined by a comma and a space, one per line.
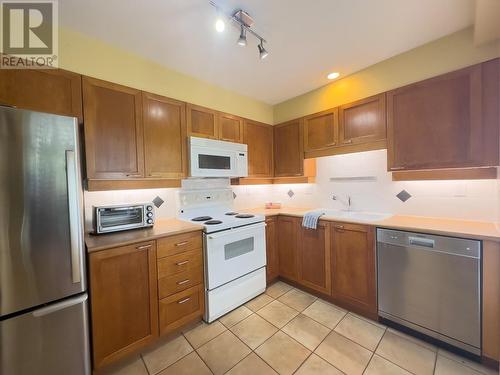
277, 216, 299, 281
89, 241, 158, 369
265, 217, 279, 282
83, 77, 144, 179
387, 59, 499, 171
298, 222, 331, 295
303, 108, 338, 155
339, 93, 386, 145
142, 92, 187, 178
244, 120, 274, 177
331, 223, 376, 315
0, 68, 82, 122
274, 119, 304, 177
186, 104, 218, 139
219, 113, 243, 143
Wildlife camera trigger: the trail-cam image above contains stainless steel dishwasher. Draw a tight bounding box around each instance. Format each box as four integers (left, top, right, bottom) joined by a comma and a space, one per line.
377, 228, 481, 355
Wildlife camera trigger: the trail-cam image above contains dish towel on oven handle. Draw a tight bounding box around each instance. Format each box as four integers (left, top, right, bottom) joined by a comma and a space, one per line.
302, 210, 326, 230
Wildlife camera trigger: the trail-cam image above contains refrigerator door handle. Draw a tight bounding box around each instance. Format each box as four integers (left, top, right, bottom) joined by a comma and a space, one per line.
66, 150, 82, 284
32, 293, 88, 318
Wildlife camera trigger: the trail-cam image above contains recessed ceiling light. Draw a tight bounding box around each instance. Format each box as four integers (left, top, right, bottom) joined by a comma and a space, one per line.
327, 72, 340, 80
215, 18, 225, 32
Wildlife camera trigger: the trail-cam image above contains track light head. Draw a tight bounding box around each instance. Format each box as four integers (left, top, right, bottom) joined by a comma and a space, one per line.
258, 41, 268, 59
237, 26, 247, 46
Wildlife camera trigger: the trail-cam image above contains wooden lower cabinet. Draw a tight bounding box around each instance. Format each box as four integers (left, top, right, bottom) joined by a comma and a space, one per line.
265, 217, 279, 282
159, 285, 205, 336
277, 216, 300, 281
89, 241, 158, 369
89, 231, 204, 370
157, 232, 205, 336
298, 222, 332, 295
331, 222, 377, 316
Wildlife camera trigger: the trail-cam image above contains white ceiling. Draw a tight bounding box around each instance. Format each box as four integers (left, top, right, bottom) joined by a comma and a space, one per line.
60, 0, 475, 104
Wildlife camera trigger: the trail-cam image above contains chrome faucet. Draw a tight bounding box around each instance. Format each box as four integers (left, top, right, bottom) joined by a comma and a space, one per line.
332, 194, 352, 211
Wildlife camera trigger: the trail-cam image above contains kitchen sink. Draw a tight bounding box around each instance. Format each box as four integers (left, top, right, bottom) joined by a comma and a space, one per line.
321, 210, 392, 223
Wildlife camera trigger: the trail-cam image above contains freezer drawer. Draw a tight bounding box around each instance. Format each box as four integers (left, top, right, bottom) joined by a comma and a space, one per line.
0, 293, 90, 375
377, 229, 481, 354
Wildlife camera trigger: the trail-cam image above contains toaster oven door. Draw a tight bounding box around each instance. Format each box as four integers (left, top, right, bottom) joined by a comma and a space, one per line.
96, 206, 144, 233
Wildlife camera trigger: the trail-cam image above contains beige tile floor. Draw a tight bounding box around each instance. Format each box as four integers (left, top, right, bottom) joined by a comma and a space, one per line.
105, 281, 498, 375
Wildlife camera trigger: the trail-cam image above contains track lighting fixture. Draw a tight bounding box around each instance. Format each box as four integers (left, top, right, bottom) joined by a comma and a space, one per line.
258, 40, 268, 59
209, 1, 269, 60
237, 26, 247, 46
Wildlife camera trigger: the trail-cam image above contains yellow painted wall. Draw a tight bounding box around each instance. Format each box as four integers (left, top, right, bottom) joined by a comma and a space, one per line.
274, 28, 500, 123
58, 27, 274, 124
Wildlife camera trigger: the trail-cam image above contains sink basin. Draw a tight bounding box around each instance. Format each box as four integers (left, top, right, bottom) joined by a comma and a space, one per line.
321, 209, 392, 223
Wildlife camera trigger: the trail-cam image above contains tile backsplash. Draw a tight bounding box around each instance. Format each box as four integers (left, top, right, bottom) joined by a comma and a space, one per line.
83, 149, 499, 230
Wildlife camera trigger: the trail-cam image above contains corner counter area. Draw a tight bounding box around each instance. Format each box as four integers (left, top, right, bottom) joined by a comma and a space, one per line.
252, 207, 500, 366
84, 220, 205, 369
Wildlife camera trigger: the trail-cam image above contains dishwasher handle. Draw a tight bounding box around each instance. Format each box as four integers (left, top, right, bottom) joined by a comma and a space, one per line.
409, 236, 435, 248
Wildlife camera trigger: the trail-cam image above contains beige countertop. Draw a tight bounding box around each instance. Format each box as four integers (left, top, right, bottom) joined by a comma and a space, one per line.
85, 218, 203, 253
246, 207, 500, 242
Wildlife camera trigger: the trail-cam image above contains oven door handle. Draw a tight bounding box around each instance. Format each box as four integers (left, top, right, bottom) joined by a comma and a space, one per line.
206, 221, 266, 240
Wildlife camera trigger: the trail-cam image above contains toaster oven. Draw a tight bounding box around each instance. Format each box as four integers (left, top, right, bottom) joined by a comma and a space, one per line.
94, 203, 155, 234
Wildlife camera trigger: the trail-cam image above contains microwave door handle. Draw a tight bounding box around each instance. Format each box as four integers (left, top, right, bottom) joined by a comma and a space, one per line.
66, 150, 82, 284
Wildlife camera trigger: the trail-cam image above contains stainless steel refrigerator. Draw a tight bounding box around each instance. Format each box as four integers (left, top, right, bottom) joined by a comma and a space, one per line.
0, 106, 90, 375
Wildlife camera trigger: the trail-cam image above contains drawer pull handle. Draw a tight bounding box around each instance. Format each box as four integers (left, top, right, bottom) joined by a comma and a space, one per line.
126, 173, 142, 177
136, 244, 152, 250
335, 225, 344, 229
177, 297, 191, 304
175, 241, 189, 247
176, 260, 189, 266
390, 166, 406, 171
342, 139, 353, 144
177, 279, 190, 285
326, 141, 337, 146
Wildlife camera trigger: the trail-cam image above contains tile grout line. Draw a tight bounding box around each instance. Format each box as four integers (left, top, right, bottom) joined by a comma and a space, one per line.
361, 326, 386, 375
369, 329, 420, 375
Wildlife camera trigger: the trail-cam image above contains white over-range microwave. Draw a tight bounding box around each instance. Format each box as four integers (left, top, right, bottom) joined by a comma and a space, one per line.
189, 136, 248, 178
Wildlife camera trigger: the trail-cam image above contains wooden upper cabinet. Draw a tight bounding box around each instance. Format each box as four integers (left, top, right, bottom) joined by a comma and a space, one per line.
244, 120, 274, 177
387, 59, 500, 171
339, 93, 386, 146
331, 223, 376, 316
83, 77, 144, 179
0, 68, 82, 121
219, 113, 243, 143
277, 216, 299, 281
186, 104, 218, 139
303, 108, 338, 157
89, 241, 158, 369
274, 119, 304, 177
142, 92, 187, 178
265, 217, 279, 282
298, 222, 331, 295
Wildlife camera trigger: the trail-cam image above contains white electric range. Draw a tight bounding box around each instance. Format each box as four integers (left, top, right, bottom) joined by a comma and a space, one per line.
178, 187, 267, 322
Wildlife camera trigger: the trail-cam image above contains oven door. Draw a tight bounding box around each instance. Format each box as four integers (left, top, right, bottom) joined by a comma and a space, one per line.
190, 146, 237, 177
204, 222, 266, 290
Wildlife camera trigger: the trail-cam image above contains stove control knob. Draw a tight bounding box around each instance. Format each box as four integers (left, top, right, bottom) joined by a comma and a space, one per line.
147, 219, 153, 225
146, 205, 153, 211
147, 212, 153, 218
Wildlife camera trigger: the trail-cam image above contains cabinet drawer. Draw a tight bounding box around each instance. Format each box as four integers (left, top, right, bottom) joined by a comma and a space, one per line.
158, 266, 203, 299
157, 249, 203, 278
159, 285, 204, 335
157, 232, 202, 258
